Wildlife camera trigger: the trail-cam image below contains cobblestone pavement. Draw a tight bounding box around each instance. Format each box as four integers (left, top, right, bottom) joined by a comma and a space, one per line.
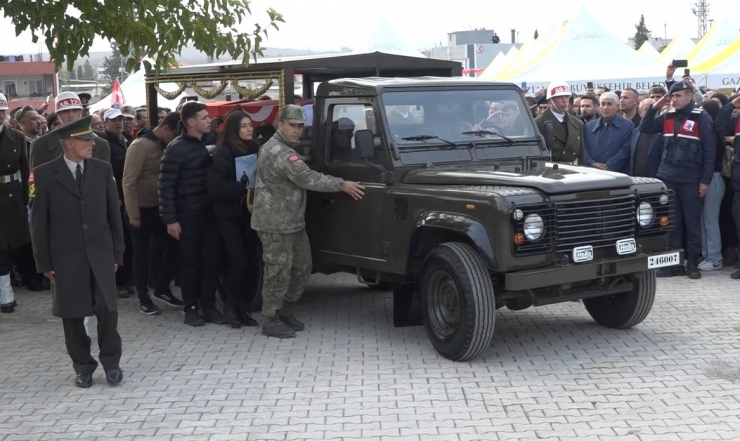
1, 269, 739, 441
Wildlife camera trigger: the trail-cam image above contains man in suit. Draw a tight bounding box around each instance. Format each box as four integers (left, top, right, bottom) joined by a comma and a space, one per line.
584, 92, 633, 174
30, 116, 125, 388
29, 91, 110, 170
535, 81, 586, 165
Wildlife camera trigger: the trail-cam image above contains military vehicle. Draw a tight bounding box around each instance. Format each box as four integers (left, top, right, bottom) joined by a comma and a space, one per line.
146, 55, 681, 361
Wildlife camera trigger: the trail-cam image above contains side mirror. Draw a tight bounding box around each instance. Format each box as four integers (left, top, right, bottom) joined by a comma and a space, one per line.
355, 129, 375, 159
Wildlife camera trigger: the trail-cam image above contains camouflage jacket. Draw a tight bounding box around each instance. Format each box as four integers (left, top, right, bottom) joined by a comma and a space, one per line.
251, 130, 343, 234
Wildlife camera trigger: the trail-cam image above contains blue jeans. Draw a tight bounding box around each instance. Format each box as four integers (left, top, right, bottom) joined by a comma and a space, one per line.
702, 172, 726, 264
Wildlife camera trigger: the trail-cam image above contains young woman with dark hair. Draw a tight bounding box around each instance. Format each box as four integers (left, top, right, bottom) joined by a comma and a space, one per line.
207, 112, 260, 328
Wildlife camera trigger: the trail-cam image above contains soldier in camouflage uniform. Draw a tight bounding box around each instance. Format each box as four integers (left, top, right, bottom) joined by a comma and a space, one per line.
251, 105, 365, 338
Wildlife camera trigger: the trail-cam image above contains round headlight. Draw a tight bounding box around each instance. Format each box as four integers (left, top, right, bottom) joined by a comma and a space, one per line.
523, 214, 544, 241
637, 201, 654, 227
659, 194, 669, 205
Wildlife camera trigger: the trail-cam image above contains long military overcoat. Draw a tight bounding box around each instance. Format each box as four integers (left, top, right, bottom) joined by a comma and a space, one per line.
29, 127, 110, 169
30, 156, 124, 318
535, 108, 586, 165
0, 126, 31, 251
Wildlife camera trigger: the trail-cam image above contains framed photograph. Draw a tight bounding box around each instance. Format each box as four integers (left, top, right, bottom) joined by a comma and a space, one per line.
235, 154, 258, 189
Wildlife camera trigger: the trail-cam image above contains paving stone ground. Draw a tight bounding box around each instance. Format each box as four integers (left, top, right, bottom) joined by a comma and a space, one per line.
1, 269, 739, 441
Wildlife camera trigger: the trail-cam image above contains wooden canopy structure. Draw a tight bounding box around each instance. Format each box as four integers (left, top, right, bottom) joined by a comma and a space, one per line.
144, 52, 463, 125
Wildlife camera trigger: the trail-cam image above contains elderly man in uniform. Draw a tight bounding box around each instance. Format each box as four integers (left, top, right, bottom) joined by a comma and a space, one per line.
29, 91, 110, 170
0, 93, 31, 313
30, 116, 125, 388
535, 81, 586, 165
639, 82, 716, 279
251, 105, 365, 338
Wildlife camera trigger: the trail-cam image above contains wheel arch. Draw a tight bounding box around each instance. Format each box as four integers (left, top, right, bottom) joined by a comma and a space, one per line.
407, 212, 498, 276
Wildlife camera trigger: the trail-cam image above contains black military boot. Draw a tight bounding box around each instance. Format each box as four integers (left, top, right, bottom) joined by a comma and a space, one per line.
278, 302, 305, 331
687, 255, 701, 280
261, 316, 295, 338
656, 265, 687, 277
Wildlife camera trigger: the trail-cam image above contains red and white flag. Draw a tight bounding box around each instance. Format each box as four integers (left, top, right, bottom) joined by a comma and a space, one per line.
110, 78, 126, 109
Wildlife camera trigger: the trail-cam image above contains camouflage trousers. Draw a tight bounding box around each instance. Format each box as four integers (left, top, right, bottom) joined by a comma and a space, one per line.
257, 229, 312, 318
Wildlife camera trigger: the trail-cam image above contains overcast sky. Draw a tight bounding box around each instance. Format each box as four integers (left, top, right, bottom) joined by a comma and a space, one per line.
1, 0, 739, 55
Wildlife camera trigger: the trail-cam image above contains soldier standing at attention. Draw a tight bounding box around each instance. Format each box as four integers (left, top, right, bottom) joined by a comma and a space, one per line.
251, 105, 365, 338
639, 82, 716, 279
0, 93, 31, 313
535, 81, 586, 165
30, 116, 125, 388
29, 91, 110, 170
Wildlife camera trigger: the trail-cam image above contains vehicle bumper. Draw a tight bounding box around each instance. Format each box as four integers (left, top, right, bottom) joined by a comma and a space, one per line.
504, 249, 684, 291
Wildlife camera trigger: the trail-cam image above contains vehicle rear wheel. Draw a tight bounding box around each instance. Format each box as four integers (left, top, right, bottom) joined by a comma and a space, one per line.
419, 242, 495, 361
583, 270, 656, 328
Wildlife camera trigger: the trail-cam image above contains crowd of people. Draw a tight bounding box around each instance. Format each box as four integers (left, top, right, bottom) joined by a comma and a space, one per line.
0, 90, 364, 387
514, 65, 740, 280
1, 64, 739, 386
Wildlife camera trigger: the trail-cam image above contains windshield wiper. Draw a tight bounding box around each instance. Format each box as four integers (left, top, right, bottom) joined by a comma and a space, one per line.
400, 134, 458, 148
462, 130, 514, 144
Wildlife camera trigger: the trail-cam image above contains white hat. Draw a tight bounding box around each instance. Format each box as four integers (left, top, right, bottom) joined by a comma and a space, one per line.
55, 91, 83, 112
546, 81, 572, 100
104, 108, 123, 120
0, 93, 7, 111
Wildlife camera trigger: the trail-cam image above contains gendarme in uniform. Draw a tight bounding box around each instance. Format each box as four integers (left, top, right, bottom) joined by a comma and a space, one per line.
251, 104, 344, 338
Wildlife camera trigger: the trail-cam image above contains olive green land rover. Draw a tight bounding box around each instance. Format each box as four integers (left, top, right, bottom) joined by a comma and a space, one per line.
298, 77, 681, 362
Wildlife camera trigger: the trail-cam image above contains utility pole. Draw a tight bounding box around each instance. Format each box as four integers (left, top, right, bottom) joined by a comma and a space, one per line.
692, 0, 709, 39
663, 23, 667, 42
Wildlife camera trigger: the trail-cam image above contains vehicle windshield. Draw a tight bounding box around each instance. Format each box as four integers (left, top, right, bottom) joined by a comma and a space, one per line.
381, 88, 536, 146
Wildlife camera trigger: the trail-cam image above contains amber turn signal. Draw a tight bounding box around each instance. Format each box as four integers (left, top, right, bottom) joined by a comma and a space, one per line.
465, 204, 475, 211
513, 233, 524, 245
659, 216, 668, 227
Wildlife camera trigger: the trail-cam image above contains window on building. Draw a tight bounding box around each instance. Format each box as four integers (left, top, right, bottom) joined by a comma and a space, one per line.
3, 82, 17, 98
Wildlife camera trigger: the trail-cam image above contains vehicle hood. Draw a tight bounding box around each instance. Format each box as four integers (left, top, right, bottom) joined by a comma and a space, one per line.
402, 163, 634, 194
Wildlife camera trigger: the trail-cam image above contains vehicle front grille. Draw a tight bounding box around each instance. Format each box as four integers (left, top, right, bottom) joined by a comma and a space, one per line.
555, 194, 636, 253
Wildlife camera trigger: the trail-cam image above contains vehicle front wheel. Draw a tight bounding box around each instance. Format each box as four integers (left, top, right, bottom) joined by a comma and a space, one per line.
419, 242, 495, 361
583, 270, 656, 328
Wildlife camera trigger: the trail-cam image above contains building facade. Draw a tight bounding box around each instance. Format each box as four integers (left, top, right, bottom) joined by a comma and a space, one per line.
424, 29, 523, 74
0, 61, 57, 99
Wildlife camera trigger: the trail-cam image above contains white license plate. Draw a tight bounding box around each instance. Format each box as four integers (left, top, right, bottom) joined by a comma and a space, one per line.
647, 252, 681, 269
573, 245, 594, 263
616, 238, 637, 255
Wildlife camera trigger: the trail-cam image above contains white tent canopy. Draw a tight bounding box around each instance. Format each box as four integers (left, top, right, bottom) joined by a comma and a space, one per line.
496, 6, 667, 92
638, 42, 661, 60
479, 51, 507, 79
693, 37, 740, 88
89, 62, 187, 112
495, 24, 560, 80
686, 18, 739, 67
657, 35, 695, 64
351, 17, 425, 58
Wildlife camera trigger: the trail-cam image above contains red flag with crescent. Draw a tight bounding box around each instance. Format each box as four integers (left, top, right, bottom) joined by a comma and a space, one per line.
110, 78, 126, 109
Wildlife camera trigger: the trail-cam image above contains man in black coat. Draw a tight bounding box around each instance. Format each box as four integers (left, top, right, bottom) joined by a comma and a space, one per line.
30, 116, 125, 388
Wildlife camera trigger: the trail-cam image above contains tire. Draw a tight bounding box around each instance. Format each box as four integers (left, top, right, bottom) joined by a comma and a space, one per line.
583, 270, 656, 328
419, 242, 496, 361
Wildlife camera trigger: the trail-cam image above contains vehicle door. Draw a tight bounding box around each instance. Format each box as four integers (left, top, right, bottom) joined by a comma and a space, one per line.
306, 98, 390, 270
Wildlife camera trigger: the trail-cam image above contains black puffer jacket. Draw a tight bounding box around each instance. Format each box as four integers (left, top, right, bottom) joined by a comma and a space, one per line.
105, 130, 128, 202
158, 133, 213, 224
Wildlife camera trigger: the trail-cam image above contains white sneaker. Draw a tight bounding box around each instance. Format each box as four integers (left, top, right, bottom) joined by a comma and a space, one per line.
698, 260, 723, 271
